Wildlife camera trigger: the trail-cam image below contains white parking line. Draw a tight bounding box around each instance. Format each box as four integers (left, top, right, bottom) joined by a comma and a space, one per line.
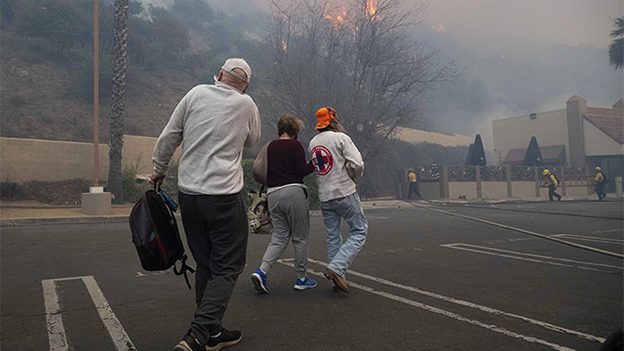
42, 279, 68, 351
427, 207, 624, 259
279, 258, 604, 349
441, 243, 623, 273
551, 234, 624, 244
586, 229, 623, 234
42, 276, 137, 351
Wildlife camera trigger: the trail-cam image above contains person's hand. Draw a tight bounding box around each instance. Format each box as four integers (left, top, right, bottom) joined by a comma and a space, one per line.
150, 174, 165, 185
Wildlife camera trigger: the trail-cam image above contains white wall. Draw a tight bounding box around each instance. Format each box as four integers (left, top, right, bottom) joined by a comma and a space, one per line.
449, 182, 477, 199
403, 180, 591, 200
482, 182, 508, 199
511, 182, 540, 198
419, 182, 440, 199
583, 120, 624, 156
563, 186, 591, 197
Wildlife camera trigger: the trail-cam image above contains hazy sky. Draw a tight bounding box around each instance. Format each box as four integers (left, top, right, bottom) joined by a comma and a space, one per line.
149, 0, 623, 146
389, 0, 623, 145
416, 0, 619, 52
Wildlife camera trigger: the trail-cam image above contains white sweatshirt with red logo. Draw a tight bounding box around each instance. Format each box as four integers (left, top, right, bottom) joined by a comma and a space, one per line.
308, 131, 364, 202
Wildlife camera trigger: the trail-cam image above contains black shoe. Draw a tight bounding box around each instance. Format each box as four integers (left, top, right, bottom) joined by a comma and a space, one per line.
206, 329, 242, 351
174, 333, 203, 351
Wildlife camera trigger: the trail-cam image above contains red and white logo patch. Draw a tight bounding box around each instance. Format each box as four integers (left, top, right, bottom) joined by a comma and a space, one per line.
311, 145, 333, 176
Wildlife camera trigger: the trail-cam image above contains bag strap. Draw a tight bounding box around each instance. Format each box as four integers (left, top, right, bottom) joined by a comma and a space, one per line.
173, 254, 195, 290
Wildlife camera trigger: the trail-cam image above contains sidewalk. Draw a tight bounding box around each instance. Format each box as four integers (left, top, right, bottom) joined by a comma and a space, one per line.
0, 197, 412, 226
424, 195, 613, 205
0, 202, 135, 226
1, 196, 619, 227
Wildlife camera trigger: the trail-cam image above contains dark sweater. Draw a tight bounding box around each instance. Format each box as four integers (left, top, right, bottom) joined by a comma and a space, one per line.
267, 139, 314, 187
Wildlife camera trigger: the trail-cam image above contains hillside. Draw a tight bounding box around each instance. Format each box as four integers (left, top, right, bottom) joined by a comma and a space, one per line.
0, 31, 199, 143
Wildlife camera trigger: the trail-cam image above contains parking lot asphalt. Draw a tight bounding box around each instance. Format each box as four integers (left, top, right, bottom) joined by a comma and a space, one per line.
1, 199, 622, 350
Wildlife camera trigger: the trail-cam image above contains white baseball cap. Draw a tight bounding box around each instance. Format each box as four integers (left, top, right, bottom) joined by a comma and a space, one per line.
221, 58, 251, 83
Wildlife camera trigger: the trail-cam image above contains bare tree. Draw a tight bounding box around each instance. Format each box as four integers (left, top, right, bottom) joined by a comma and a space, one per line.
257, 0, 456, 158
107, 0, 129, 204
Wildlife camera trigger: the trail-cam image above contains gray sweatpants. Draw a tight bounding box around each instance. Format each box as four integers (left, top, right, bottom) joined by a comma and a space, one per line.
260, 186, 310, 279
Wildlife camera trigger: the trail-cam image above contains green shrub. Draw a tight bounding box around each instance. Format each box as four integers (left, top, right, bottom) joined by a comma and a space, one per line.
121, 164, 149, 203
12, 179, 90, 205
122, 163, 179, 203
160, 166, 179, 199
304, 174, 320, 210
0, 181, 24, 201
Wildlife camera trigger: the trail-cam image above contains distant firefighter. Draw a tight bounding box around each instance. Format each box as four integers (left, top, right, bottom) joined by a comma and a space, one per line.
543, 169, 562, 201
407, 168, 421, 200
594, 167, 608, 201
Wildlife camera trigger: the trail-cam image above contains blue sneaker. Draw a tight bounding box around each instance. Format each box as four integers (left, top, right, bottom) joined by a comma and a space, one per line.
251, 268, 268, 294
294, 277, 317, 290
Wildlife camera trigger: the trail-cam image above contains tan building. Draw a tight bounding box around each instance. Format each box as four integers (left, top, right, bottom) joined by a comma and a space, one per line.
492, 95, 624, 187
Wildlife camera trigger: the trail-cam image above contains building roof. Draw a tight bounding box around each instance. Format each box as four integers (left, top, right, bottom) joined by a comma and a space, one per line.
567, 94, 585, 102
584, 107, 624, 145
504, 145, 566, 165
392, 127, 473, 147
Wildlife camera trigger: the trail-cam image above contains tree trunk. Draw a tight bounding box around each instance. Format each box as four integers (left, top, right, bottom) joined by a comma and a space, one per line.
107, 0, 129, 204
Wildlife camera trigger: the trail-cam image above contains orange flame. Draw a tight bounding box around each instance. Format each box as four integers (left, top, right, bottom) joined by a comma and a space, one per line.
366, 0, 377, 16
325, 10, 347, 28
281, 40, 287, 52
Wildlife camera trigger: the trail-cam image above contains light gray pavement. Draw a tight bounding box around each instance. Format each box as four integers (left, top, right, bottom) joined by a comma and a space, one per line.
1, 195, 620, 226
1, 198, 622, 351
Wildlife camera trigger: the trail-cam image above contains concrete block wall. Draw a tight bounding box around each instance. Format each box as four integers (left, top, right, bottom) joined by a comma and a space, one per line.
0, 136, 181, 183
1, 138, 110, 182
398, 168, 594, 200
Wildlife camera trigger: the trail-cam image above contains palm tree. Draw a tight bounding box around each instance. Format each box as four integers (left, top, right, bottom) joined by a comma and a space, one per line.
107, 0, 129, 204
609, 16, 623, 70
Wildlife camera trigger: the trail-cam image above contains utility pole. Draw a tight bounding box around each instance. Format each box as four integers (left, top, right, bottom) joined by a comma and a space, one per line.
93, 0, 99, 187
82, 0, 111, 216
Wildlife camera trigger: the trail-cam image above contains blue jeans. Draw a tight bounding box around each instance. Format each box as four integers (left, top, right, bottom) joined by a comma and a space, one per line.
321, 193, 368, 277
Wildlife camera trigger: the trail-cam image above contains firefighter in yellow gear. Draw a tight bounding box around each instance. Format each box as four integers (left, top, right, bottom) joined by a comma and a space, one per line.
543, 169, 561, 201
407, 168, 421, 200
594, 167, 607, 201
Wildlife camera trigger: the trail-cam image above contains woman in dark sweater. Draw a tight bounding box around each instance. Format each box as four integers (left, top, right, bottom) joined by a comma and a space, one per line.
251, 114, 316, 293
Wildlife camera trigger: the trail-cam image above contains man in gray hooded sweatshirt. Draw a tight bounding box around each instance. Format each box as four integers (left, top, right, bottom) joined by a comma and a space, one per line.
151, 58, 261, 351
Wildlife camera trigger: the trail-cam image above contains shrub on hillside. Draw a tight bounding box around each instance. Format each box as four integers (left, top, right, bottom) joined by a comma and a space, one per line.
15, 1, 89, 55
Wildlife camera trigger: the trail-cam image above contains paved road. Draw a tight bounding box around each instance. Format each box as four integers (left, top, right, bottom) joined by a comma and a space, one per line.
2, 201, 622, 350
439, 199, 623, 220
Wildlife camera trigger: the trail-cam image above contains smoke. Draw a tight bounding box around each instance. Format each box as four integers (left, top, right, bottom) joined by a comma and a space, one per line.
134, 0, 623, 154
417, 23, 622, 153
134, 0, 264, 16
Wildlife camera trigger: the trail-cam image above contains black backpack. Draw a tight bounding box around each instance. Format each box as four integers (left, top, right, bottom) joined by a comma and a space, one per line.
129, 184, 194, 289
552, 173, 560, 184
